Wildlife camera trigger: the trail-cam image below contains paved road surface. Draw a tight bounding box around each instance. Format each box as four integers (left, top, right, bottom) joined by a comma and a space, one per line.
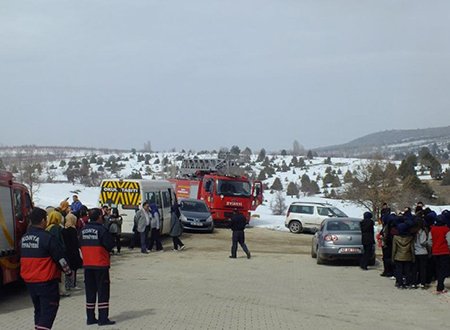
1, 228, 449, 329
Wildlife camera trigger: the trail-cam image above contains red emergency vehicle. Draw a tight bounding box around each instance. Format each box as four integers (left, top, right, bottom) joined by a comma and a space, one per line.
169, 158, 263, 223
0, 170, 32, 286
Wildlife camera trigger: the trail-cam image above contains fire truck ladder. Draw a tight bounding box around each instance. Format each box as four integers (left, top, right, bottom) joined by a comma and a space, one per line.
178, 158, 242, 177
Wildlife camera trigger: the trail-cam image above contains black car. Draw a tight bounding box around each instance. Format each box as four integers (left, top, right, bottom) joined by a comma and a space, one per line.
179, 198, 214, 233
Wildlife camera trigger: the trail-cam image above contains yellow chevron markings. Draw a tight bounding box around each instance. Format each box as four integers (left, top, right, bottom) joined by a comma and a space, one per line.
100, 181, 140, 206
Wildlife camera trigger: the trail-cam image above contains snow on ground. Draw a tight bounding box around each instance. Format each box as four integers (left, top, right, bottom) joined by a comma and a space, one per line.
250, 194, 368, 231
30, 151, 450, 233
34, 182, 450, 234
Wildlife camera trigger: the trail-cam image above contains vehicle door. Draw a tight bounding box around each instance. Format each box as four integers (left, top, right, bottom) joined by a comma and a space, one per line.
160, 189, 173, 235
317, 206, 334, 225
251, 181, 263, 210
297, 205, 316, 229
13, 188, 31, 248
313, 220, 326, 252
0, 185, 14, 255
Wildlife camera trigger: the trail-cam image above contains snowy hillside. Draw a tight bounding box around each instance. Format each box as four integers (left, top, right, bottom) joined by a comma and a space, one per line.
8, 149, 444, 232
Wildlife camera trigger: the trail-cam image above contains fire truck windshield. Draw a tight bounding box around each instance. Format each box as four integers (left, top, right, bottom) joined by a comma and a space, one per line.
216, 180, 251, 197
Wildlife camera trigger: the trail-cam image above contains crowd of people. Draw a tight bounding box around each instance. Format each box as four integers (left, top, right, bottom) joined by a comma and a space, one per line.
377, 201, 450, 294
19, 194, 189, 329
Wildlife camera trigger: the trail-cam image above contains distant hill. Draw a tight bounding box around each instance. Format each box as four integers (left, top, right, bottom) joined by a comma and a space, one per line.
314, 126, 450, 158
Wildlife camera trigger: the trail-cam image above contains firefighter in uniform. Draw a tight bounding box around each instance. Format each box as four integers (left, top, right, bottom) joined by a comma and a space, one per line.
20, 207, 72, 330
80, 208, 115, 326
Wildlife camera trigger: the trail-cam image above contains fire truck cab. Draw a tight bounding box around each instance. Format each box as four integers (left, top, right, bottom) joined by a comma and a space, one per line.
0, 170, 32, 286
169, 158, 263, 223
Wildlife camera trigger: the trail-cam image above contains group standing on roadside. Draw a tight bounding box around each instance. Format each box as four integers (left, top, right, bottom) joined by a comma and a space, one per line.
377, 202, 450, 294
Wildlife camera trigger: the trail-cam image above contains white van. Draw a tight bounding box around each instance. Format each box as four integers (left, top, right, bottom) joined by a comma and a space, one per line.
98, 179, 176, 236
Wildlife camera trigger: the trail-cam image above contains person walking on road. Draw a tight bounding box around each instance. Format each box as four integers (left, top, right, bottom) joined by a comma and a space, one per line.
20, 207, 72, 330
135, 202, 151, 253
360, 211, 375, 270
229, 209, 251, 259
170, 203, 185, 251
80, 208, 116, 326
108, 208, 123, 254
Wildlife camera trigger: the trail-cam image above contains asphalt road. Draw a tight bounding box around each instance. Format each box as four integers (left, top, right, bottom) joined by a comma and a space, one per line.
1, 228, 449, 329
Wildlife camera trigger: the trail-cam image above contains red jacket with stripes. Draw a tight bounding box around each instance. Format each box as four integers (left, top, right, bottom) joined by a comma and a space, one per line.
80, 221, 115, 269
20, 226, 66, 283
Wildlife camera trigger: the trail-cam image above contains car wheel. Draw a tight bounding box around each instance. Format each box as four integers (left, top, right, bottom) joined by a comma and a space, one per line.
288, 220, 303, 234
311, 246, 317, 258
316, 253, 324, 265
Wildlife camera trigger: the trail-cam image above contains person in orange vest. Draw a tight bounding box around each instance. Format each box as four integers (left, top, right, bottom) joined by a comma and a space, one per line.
80, 208, 115, 326
20, 207, 72, 330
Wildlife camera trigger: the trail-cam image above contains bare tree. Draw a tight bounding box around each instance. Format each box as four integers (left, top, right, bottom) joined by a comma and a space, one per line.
270, 191, 287, 215
293, 140, 305, 156
143, 141, 152, 152
342, 160, 400, 216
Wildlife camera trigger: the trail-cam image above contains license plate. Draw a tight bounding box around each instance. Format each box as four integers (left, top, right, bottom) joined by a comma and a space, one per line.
190, 222, 203, 226
339, 248, 360, 254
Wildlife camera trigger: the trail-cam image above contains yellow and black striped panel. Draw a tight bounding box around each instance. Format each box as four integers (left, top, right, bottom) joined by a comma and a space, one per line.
99, 181, 141, 206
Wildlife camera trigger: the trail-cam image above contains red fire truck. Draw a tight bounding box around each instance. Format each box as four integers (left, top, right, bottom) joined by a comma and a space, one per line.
169, 158, 263, 223
0, 170, 32, 286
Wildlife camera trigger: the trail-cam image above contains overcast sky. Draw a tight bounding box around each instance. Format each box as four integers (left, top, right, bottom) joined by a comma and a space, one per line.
1, 1, 449, 152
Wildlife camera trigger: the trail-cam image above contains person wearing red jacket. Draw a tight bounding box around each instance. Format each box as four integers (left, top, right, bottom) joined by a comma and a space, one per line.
80, 208, 115, 326
429, 217, 450, 294
20, 207, 72, 330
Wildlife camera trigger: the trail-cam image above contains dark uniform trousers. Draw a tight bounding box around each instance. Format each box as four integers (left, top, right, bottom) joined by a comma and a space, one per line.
85, 268, 110, 323
231, 230, 250, 258
27, 280, 60, 330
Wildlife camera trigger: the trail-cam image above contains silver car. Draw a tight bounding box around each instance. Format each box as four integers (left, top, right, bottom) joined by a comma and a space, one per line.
311, 218, 375, 265
179, 198, 214, 233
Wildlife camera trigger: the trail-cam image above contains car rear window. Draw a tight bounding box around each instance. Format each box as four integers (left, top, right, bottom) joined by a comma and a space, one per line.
326, 220, 360, 231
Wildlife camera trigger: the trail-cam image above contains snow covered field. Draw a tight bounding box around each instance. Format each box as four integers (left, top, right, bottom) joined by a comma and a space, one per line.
33, 182, 450, 233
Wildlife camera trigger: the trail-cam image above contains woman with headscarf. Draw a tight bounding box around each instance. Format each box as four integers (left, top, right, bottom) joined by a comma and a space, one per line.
170, 203, 185, 251
62, 213, 83, 290
108, 208, 123, 254
46, 210, 70, 297
148, 203, 163, 251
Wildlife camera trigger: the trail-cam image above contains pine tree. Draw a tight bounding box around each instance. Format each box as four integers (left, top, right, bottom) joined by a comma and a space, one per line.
257, 170, 267, 181
298, 158, 306, 167
344, 170, 353, 183
257, 148, 266, 162
270, 177, 283, 191
398, 154, 417, 179
286, 182, 299, 197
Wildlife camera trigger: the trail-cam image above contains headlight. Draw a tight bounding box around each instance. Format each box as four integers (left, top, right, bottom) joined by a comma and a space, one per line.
206, 216, 213, 222
180, 214, 187, 222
